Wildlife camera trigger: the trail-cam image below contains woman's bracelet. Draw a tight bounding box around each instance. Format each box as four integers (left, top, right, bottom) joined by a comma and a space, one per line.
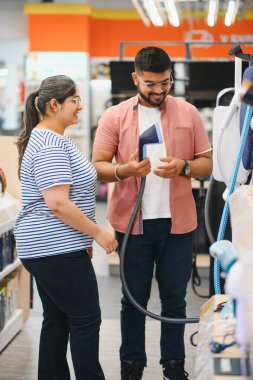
114, 163, 123, 181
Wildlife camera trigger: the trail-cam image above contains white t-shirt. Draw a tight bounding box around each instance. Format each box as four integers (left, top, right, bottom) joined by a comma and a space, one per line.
138, 104, 171, 219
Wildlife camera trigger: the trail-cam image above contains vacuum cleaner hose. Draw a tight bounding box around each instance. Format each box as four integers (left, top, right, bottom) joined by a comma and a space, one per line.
119, 176, 199, 324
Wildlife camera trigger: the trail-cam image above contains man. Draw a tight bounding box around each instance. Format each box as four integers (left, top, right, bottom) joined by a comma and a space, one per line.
92, 46, 212, 380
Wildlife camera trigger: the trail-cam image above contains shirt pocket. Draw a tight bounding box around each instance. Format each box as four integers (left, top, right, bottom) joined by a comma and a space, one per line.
173, 124, 194, 159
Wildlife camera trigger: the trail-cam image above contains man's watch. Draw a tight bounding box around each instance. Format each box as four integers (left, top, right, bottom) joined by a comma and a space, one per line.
181, 160, 191, 176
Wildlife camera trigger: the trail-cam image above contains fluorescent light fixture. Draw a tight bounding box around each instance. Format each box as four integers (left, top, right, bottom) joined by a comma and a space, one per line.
224, 0, 239, 26
143, 0, 164, 26
164, 0, 180, 27
207, 0, 219, 27
207, 13, 215, 27
131, 0, 150, 27
208, 0, 217, 14
132, 0, 238, 29
225, 12, 233, 26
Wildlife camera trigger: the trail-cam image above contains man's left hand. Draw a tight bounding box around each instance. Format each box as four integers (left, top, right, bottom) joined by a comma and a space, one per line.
153, 156, 185, 178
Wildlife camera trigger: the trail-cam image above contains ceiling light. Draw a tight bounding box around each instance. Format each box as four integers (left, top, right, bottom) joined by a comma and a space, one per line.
207, 0, 219, 27
131, 0, 150, 27
164, 0, 180, 27
143, 0, 164, 26
225, 0, 240, 26
132, 0, 241, 28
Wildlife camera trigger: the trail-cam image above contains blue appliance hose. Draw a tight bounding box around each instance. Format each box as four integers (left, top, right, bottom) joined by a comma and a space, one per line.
214, 105, 253, 294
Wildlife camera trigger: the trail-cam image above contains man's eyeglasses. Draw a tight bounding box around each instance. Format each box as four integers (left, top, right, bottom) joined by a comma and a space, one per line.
136, 74, 174, 89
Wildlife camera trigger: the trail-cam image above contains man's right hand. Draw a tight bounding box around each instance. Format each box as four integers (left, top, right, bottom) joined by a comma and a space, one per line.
121, 150, 151, 178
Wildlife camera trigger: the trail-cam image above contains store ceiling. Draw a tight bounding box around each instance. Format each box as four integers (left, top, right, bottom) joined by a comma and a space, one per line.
7, 0, 253, 12
92, 0, 253, 15
3, 0, 253, 22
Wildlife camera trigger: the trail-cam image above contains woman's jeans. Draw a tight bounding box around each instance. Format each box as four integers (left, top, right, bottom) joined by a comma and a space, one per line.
21, 250, 105, 380
116, 218, 193, 367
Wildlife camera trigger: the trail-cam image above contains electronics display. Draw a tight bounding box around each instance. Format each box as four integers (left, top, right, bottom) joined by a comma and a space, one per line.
186, 60, 249, 107
109, 61, 175, 105
109, 60, 249, 108
110, 61, 135, 105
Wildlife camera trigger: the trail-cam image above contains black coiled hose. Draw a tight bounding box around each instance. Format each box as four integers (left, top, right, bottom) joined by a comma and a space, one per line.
119, 176, 199, 324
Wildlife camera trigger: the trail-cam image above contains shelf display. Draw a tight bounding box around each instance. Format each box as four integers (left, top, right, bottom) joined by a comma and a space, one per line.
0, 191, 23, 352
25, 52, 91, 157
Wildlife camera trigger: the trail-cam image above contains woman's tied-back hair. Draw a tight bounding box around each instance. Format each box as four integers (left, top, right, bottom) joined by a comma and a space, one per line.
17, 75, 76, 176
134, 46, 172, 74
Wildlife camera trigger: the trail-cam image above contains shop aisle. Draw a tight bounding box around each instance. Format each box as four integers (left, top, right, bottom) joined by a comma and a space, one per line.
0, 202, 209, 380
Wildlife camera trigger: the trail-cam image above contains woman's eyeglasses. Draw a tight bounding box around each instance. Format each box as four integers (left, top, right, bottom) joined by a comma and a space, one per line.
72, 96, 82, 106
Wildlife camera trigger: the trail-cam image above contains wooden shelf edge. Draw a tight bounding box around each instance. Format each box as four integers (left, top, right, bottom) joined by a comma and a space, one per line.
0, 309, 24, 352
0, 259, 21, 282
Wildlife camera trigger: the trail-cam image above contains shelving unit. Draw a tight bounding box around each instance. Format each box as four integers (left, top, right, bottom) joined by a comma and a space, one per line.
0, 191, 23, 352
196, 295, 250, 379
0, 217, 16, 235
0, 309, 23, 352
0, 259, 21, 282
0, 193, 20, 231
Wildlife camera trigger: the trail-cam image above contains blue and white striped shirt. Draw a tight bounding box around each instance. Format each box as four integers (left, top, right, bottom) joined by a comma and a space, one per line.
15, 130, 97, 259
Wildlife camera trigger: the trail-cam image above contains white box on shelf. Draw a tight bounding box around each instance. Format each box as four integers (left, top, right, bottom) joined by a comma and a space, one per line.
0, 192, 21, 235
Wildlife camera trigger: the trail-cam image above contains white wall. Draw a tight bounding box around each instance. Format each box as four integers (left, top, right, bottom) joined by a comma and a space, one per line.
0, 1, 27, 130
0, 1, 27, 39
0, 39, 28, 130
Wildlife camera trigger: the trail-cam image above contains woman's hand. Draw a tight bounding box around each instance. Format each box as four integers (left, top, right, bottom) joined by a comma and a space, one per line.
94, 228, 118, 254
87, 247, 93, 258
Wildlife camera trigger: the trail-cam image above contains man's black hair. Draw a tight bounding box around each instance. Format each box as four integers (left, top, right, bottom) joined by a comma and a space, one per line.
134, 46, 172, 73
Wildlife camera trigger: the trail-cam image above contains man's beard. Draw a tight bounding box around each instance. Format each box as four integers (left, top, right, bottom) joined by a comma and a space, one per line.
137, 84, 167, 107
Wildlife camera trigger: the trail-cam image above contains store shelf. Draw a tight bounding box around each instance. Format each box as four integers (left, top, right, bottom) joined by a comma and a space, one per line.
0, 216, 17, 236
0, 309, 23, 352
0, 259, 21, 282
196, 295, 251, 379
0, 193, 20, 235
0, 193, 24, 353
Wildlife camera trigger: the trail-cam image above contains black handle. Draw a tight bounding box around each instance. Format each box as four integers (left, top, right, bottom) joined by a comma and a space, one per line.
229, 43, 251, 62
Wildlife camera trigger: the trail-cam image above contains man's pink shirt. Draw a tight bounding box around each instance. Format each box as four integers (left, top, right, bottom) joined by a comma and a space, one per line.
94, 94, 211, 234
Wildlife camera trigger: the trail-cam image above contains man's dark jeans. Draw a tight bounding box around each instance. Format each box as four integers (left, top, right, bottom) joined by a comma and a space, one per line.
21, 250, 105, 380
116, 218, 193, 367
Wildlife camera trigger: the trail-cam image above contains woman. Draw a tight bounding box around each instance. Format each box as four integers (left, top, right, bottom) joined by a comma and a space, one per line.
15, 75, 118, 380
